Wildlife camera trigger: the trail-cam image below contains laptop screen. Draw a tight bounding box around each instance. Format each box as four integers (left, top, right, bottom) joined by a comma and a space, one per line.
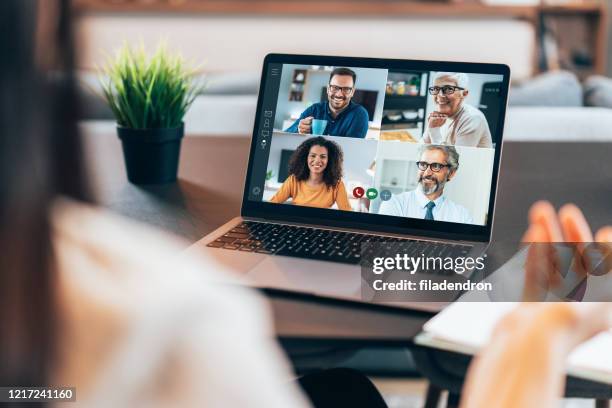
243, 54, 510, 242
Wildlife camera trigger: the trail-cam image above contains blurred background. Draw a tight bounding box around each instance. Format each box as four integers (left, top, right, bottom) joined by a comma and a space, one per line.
73, 0, 612, 142
73, 0, 608, 78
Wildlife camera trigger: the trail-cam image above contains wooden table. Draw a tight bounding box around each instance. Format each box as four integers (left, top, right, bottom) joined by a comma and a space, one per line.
84, 129, 612, 345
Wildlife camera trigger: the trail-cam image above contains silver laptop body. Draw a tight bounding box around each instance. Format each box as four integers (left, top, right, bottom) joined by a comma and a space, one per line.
187, 54, 510, 313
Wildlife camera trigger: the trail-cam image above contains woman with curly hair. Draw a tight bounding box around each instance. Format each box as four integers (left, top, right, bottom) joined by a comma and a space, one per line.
270, 137, 352, 211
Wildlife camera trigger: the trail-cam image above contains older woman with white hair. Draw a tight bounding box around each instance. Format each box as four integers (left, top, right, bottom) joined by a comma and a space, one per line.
422, 72, 493, 148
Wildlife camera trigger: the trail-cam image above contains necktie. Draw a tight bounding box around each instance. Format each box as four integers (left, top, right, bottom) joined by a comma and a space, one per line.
424, 201, 435, 220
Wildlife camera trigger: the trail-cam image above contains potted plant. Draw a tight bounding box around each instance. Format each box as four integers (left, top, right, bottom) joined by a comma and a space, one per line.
100, 43, 204, 184
265, 170, 275, 188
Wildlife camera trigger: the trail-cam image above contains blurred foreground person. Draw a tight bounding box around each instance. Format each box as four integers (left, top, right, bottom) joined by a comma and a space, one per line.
0, 1, 309, 407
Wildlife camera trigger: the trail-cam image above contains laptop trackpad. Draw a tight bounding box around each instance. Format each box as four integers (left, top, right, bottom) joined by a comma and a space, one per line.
247, 256, 363, 298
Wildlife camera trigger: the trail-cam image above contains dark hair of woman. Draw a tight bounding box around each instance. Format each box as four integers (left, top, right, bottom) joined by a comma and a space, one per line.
0, 0, 89, 390
288, 136, 343, 188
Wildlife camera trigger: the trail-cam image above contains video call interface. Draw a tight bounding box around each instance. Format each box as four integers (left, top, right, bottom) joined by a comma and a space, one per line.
249, 63, 505, 227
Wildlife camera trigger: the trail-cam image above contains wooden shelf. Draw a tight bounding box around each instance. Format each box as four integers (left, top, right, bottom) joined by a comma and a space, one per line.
71, 0, 603, 19
537, 2, 608, 77
381, 117, 421, 126
73, 1, 539, 17
540, 2, 603, 14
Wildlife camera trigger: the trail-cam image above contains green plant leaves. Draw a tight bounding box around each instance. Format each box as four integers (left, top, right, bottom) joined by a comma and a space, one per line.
99, 43, 205, 129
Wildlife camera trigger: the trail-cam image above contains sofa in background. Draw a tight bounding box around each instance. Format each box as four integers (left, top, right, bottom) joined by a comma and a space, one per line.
79, 70, 612, 142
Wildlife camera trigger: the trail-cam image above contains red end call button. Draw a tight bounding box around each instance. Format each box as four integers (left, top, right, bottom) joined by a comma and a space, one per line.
352, 186, 365, 198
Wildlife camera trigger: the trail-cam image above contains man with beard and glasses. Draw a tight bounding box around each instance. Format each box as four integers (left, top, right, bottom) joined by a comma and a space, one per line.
377, 145, 473, 223
285, 67, 369, 138
422, 72, 493, 148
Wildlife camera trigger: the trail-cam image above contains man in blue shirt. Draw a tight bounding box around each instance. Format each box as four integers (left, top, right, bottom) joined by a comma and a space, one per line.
285, 67, 370, 138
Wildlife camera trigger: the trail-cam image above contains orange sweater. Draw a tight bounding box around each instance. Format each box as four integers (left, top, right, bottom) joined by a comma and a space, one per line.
270, 175, 352, 211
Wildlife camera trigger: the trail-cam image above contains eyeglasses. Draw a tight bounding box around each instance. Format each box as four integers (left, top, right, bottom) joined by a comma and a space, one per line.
328, 84, 353, 94
428, 86, 464, 96
416, 161, 450, 172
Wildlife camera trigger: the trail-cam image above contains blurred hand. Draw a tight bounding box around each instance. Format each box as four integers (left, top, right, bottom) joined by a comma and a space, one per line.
460, 202, 611, 408
461, 302, 612, 408
521, 201, 611, 301
427, 111, 447, 128
298, 116, 313, 134
494, 303, 612, 353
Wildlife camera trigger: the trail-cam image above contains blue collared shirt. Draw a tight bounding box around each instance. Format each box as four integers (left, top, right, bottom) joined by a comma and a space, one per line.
378, 187, 474, 224
284, 101, 369, 138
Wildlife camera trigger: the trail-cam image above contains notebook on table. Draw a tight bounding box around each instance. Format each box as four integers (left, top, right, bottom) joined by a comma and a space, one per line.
416, 302, 612, 385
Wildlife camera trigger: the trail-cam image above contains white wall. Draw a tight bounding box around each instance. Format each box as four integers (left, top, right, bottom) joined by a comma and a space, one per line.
76, 15, 534, 80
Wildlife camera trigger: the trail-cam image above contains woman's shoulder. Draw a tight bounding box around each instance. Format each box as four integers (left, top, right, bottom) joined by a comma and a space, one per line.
51, 198, 268, 313
333, 179, 347, 190
462, 103, 488, 121
50, 199, 296, 404
285, 174, 302, 189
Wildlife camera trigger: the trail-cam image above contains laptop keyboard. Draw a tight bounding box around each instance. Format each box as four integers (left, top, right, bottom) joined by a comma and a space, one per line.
206, 221, 473, 270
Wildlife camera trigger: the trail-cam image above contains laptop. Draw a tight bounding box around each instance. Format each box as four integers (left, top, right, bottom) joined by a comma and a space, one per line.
188, 53, 510, 312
